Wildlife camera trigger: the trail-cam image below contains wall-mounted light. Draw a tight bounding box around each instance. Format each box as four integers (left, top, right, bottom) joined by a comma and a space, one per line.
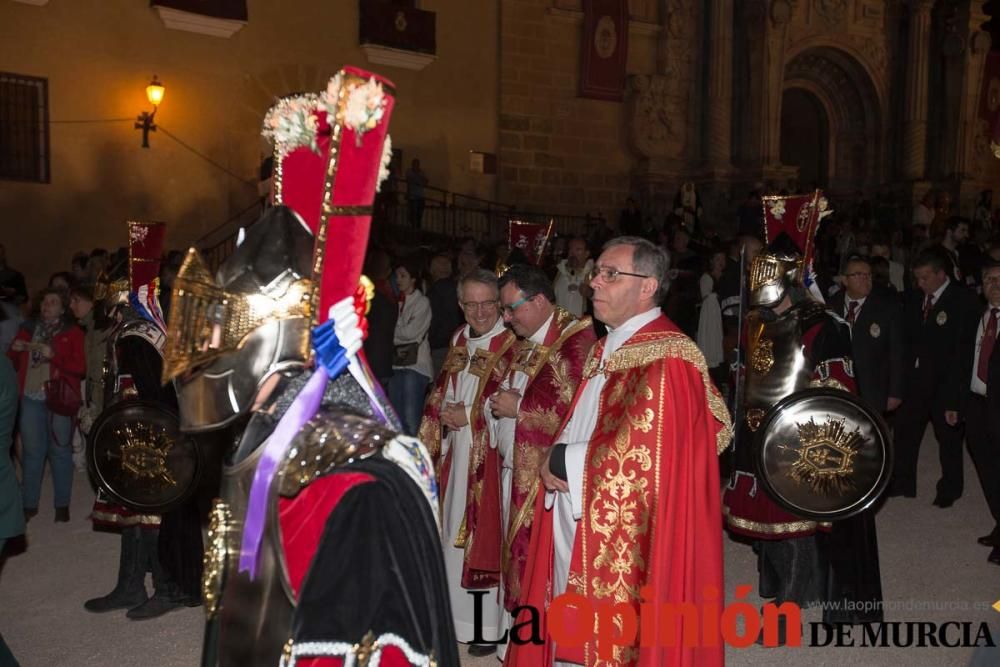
135, 75, 165, 148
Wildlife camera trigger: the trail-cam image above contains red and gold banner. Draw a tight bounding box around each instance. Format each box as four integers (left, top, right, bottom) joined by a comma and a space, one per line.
508, 219, 553, 266
127, 221, 165, 291
579, 0, 629, 102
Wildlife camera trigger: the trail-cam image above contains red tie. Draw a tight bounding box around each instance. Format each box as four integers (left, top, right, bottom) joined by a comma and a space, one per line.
978, 308, 999, 384
923, 294, 933, 322
846, 300, 858, 324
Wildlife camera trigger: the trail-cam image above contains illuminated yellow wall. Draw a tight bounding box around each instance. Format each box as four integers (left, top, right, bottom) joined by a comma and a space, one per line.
0, 0, 498, 293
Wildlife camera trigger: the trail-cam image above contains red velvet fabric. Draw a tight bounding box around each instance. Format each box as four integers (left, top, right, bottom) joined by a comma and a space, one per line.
278, 472, 375, 598
318, 66, 395, 323
277, 66, 396, 325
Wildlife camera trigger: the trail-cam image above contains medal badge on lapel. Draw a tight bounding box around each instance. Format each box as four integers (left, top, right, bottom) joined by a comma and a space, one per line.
936, 310, 948, 326
869, 323, 880, 338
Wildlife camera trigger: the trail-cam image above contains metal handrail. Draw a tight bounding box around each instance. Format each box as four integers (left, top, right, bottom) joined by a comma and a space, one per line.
197, 179, 605, 269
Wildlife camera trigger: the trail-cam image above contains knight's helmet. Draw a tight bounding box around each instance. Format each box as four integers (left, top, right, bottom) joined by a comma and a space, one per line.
749, 190, 832, 307
162, 67, 395, 433
95, 221, 167, 325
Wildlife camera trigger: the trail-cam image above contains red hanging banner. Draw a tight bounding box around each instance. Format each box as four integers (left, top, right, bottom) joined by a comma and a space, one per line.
508, 219, 554, 266
579, 0, 629, 102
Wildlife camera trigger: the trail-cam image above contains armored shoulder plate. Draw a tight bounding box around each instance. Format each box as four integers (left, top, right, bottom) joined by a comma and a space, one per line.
278, 412, 396, 497
117, 318, 166, 355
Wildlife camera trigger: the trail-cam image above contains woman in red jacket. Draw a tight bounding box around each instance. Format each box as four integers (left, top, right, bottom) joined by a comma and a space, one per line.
8, 288, 85, 522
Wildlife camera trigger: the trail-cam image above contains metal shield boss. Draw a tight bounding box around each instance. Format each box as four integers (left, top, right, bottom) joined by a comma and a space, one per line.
87, 400, 201, 513
754, 388, 892, 520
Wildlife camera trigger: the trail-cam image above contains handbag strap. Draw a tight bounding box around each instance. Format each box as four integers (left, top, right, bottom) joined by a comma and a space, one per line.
48, 410, 77, 448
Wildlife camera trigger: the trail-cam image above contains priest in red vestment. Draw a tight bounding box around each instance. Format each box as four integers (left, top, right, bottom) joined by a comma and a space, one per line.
491, 264, 596, 616
505, 236, 731, 667
419, 268, 517, 655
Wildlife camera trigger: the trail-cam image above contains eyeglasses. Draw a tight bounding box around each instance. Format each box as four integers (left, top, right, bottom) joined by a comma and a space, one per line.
589, 266, 651, 283
461, 300, 498, 312
501, 294, 532, 316
844, 272, 872, 279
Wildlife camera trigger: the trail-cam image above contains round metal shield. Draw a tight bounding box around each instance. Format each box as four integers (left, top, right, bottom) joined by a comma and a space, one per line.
87, 400, 201, 514
753, 388, 892, 521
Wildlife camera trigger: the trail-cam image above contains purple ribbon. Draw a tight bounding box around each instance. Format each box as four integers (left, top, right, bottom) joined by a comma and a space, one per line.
237, 316, 397, 578
238, 366, 328, 577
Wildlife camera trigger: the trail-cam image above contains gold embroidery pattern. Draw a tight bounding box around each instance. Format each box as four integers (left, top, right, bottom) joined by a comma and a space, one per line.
202, 498, 231, 619
751, 337, 775, 375
588, 333, 733, 454
514, 443, 546, 493
722, 504, 816, 534
442, 346, 468, 374
511, 341, 545, 379
548, 352, 576, 406
808, 377, 849, 391
417, 384, 445, 461
468, 347, 497, 382
781, 418, 861, 497
520, 407, 563, 438
587, 429, 652, 604
602, 369, 652, 438
503, 481, 539, 569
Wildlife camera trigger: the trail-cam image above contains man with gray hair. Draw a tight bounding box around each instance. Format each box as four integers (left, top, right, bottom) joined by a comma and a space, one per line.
418, 268, 517, 656
507, 236, 731, 666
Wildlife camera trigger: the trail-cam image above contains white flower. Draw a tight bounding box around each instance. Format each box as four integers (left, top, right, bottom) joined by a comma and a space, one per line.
262, 93, 321, 156
768, 199, 786, 219
377, 135, 393, 191
129, 225, 149, 244
324, 75, 387, 145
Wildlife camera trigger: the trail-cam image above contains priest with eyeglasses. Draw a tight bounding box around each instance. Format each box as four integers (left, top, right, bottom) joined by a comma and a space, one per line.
505, 237, 730, 667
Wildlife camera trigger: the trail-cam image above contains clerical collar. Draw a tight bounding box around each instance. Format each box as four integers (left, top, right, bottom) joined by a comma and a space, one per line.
529, 312, 555, 345
467, 317, 505, 341
604, 307, 661, 357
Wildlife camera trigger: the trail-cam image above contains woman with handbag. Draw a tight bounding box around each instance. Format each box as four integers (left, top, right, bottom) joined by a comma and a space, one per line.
388, 257, 433, 436
7, 288, 85, 522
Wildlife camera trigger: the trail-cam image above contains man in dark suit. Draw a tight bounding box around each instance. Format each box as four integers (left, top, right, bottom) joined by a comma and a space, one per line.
956, 261, 1000, 561
830, 256, 904, 415
891, 250, 981, 506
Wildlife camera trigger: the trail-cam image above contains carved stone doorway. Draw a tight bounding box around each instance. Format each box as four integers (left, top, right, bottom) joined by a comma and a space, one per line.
780, 88, 829, 190
780, 46, 881, 199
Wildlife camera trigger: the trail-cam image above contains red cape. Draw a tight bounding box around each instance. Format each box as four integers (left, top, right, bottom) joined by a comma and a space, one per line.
506, 315, 731, 666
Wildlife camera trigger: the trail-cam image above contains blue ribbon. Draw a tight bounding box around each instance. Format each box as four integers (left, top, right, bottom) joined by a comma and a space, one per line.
311, 320, 351, 379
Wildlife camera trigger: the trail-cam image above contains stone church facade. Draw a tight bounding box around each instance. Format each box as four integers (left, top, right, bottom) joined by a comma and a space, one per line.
498, 0, 999, 229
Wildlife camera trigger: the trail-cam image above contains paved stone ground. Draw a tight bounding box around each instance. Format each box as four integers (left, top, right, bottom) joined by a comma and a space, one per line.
2, 426, 999, 666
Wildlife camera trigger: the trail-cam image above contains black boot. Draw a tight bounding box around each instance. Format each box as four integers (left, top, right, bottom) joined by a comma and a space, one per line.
54, 507, 69, 523
126, 528, 183, 620
84, 526, 148, 612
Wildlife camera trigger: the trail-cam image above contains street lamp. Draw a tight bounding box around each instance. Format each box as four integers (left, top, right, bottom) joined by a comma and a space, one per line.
135, 75, 165, 148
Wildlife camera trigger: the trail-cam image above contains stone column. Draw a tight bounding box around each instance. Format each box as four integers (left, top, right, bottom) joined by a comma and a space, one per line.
901, 0, 935, 181
705, 0, 734, 168
761, 0, 791, 167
